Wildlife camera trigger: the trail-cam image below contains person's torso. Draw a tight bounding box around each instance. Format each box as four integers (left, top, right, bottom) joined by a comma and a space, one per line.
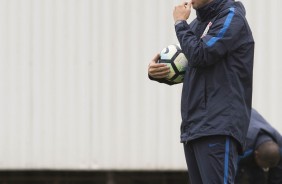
180, 1, 254, 149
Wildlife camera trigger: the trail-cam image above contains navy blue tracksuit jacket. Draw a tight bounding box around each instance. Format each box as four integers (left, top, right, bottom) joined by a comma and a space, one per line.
150, 0, 254, 152
236, 109, 282, 184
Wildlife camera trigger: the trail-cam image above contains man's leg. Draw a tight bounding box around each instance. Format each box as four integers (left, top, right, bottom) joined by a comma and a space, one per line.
191, 136, 238, 184
183, 142, 203, 184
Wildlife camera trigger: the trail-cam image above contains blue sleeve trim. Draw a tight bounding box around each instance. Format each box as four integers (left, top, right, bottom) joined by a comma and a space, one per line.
206, 7, 235, 47
224, 137, 230, 184
237, 149, 253, 163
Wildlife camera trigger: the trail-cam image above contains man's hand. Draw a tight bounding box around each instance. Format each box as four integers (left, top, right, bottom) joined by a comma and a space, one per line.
173, 1, 192, 23
148, 54, 170, 79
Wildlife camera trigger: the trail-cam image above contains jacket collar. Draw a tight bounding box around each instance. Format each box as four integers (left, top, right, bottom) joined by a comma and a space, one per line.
196, 0, 228, 22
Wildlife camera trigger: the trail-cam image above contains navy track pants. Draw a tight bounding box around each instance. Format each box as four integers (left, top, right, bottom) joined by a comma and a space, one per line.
183, 136, 238, 184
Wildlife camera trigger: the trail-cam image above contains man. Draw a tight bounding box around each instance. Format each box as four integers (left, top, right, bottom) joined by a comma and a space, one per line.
148, 0, 254, 183
235, 109, 282, 184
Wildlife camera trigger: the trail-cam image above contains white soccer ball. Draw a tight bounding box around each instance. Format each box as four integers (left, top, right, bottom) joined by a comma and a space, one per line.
159, 44, 188, 83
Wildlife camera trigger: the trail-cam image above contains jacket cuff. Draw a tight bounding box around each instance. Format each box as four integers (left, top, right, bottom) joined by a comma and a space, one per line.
174, 20, 186, 26
148, 75, 176, 86
175, 20, 190, 31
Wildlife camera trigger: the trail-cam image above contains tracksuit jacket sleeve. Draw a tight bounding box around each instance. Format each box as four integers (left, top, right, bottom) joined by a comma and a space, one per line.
148, 75, 178, 85
175, 9, 249, 67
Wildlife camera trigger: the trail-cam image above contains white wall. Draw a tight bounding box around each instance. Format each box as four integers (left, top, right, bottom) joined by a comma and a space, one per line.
0, 0, 281, 170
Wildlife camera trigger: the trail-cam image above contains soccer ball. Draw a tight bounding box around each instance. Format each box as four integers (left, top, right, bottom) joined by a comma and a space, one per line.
158, 44, 188, 84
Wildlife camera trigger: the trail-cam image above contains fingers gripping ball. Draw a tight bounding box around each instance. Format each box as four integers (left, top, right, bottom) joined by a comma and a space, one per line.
159, 44, 188, 83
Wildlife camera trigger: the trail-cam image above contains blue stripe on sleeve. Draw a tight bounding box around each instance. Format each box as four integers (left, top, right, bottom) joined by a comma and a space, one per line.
206, 7, 235, 47
237, 149, 253, 162
224, 137, 230, 184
